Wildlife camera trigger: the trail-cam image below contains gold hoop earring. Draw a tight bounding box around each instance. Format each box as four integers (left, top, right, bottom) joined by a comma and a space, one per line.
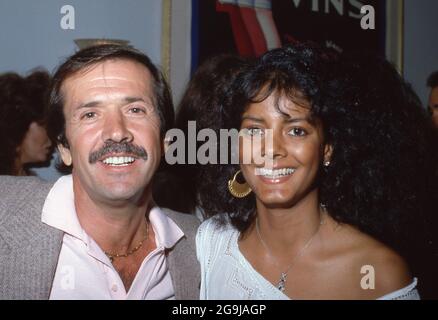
228, 170, 252, 198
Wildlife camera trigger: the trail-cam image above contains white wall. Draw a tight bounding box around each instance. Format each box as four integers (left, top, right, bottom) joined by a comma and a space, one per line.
404, 0, 438, 106
0, 0, 163, 181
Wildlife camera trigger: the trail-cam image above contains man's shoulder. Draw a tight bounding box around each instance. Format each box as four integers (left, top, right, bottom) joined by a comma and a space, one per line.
0, 175, 54, 219
160, 207, 201, 299
160, 207, 200, 237
0, 175, 53, 194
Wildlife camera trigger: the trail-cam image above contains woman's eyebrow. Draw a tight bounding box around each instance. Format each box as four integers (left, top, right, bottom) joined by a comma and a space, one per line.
241, 115, 265, 123
241, 115, 312, 124
284, 117, 309, 123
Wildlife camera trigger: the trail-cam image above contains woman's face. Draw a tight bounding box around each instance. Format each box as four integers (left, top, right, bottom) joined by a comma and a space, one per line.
19, 122, 52, 164
239, 92, 331, 209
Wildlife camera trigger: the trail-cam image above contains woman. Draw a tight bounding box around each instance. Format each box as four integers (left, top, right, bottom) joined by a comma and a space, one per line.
0, 70, 52, 175
196, 44, 435, 299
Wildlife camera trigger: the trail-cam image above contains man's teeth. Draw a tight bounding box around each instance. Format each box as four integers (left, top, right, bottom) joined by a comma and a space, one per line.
255, 167, 295, 178
102, 156, 135, 166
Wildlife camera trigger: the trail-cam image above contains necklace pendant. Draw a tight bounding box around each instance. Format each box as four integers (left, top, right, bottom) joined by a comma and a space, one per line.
277, 272, 287, 292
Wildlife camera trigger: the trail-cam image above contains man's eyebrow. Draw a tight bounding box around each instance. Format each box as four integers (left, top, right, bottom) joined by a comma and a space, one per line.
123, 97, 146, 104
76, 97, 147, 110
76, 100, 101, 110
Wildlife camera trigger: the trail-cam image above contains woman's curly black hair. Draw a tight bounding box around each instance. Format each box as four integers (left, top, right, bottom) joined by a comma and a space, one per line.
0, 69, 52, 175
196, 43, 437, 257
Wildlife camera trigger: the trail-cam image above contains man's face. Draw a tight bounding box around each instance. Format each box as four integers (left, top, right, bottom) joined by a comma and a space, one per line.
428, 86, 438, 128
59, 59, 163, 204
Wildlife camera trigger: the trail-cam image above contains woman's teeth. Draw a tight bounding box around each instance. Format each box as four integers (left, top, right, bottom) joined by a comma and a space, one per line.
255, 167, 295, 178
102, 156, 135, 166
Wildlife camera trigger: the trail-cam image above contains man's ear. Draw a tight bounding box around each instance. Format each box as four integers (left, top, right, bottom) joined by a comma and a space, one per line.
57, 143, 72, 166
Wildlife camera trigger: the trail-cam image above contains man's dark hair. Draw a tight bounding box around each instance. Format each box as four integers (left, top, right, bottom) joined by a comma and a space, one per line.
427, 71, 438, 88
47, 44, 174, 150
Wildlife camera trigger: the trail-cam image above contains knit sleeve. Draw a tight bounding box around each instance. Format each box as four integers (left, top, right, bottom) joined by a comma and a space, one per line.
377, 278, 420, 300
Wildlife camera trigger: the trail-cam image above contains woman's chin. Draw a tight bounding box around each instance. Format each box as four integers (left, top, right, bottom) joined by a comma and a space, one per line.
256, 194, 297, 209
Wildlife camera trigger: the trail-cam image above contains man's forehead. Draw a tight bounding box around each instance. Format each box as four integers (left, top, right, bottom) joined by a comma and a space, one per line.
62, 59, 153, 91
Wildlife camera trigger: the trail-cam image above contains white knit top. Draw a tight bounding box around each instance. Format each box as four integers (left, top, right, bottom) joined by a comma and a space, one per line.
196, 217, 420, 300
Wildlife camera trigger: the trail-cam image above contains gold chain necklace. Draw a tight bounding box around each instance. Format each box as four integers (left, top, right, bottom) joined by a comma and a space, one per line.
104, 220, 149, 263
255, 215, 323, 292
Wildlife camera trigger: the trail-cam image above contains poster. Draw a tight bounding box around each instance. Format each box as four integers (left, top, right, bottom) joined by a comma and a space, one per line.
192, 0, 401, 70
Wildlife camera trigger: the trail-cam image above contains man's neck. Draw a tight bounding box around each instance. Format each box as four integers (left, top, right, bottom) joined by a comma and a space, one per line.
73, 183, 153, 255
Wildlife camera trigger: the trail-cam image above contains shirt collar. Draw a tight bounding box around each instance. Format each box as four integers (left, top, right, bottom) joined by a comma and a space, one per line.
149, 207, 184, 249
42, 175, 85, 241
41, 175, 184, 248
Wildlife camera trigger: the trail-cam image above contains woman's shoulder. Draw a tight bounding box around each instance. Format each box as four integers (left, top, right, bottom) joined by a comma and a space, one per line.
196, 215, 236, 258
360, 239, 413, 297
329, 222, 416, 299
198, 215, 235, 237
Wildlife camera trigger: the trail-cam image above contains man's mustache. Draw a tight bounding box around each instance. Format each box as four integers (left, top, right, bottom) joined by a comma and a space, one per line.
89, 141, 148, 164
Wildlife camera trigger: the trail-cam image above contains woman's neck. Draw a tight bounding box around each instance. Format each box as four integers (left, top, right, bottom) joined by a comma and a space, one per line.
13, 158, 26, 176
252, 189, 324, 254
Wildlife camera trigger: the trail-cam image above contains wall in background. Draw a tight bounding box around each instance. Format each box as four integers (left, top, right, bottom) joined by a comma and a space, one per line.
169, 0, 192, 106
0, 0, 163, 181
168, 0, 438, 108
1, 0, 436, 181
0, 0, 162, 73
404, 0, 438, 106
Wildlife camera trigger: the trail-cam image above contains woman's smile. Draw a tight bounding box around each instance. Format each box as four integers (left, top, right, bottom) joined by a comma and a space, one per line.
255, 167, 296, 184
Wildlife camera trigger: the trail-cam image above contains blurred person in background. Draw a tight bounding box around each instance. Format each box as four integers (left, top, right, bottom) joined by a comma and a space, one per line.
0, 69, 52, 175
427, 71, 438, 128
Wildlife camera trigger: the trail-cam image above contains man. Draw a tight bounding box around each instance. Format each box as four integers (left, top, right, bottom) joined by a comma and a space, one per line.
0, 45, 200, 299
427, 71, 438, 128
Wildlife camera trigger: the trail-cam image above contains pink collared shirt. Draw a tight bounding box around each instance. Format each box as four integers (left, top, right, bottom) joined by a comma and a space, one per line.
42, 175, 184, 300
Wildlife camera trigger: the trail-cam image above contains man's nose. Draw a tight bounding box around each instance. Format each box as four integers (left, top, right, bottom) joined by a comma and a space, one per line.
101, 111, 134, 143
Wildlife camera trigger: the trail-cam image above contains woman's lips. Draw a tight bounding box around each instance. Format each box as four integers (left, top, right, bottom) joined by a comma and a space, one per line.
254, 167, 296, 184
